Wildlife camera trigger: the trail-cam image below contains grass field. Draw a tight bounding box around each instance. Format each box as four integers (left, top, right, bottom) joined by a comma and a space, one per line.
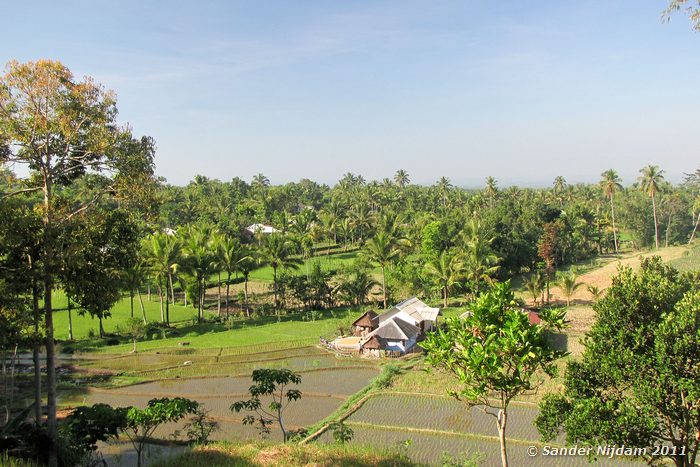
50, 290, 199, 341
247, 250, 366, 281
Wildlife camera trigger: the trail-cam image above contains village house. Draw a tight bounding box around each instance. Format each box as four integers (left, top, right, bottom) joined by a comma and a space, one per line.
349, 297, 441, 357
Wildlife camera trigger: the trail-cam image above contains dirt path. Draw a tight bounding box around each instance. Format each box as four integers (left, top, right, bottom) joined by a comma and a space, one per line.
547, 245, 690, 306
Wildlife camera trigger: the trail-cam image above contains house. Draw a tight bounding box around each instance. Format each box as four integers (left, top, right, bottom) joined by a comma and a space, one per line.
356, 297, 441, 356
245, 223, 279, 235
351, 310, 378, 336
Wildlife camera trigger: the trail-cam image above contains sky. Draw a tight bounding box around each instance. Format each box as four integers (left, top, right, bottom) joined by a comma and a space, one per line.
1, 1, 699, 187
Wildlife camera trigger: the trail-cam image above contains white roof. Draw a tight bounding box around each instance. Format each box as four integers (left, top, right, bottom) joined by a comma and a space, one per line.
245, 224, 279, 234
395, 296, 440, 322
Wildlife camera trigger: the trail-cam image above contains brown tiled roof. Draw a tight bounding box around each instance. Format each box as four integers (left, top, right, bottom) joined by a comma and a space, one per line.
352, 310, 379, 328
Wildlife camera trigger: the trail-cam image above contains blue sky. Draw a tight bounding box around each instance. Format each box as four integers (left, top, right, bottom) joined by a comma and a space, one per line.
2, 1, 698, 187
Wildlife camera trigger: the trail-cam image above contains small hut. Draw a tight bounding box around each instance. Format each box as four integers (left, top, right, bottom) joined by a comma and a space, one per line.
361, 335, 385, 357
352, 310, 378, 337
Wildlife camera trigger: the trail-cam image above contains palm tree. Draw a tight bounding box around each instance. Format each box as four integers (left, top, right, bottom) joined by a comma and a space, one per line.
558, 271, 583, 306
394, 169, 410, 188
553, 176, 567, 207
638, 165, 666, 249
600, 169, 623, 254
361, 231, 400, 309
123, 261, 148, 324
424, 250, 465, 307
143, 232, 180, 325
462, 221, 500, 295
182, 225, 216, 322
259, 234, 302, 317
586, 284, 603, 303
217, 235, 248, 317
485, 176, 498, 208
524, 273, 544, 306
337, 269, 379, 307
238, 248, 257, 317
464, 236, 500, 295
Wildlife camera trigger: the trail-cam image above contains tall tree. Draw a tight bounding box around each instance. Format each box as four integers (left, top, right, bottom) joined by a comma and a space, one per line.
536, 258, 699, 467
638, 165, 666, 249
182, 225, 216, 323
424, 249, 465, 308
485, 176, 498, 208
0, 60, 154, 463
600, 169, 623, 254
361, 231, 400, 309
259, 234, 301, 318
423, 282, 566, 467
217, 235, 247, 317
394, 169, 410, 188
143, 232, 180, 325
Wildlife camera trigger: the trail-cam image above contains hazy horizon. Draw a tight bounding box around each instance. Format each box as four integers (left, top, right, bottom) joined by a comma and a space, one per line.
2, 1, 698, 187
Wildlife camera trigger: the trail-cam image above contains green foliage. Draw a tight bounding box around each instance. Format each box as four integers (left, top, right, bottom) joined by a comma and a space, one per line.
123, 397, 199, 467
536, 257, 700, 466
230, 368, 302, 442
329, 421, 354, 444
422, 281, 567, 466
62, 403, 128, 463
180, 407, 220, 445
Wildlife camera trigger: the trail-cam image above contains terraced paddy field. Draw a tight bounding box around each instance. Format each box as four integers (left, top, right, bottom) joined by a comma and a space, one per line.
317, 393, 642, 466
58, 345, 379, 465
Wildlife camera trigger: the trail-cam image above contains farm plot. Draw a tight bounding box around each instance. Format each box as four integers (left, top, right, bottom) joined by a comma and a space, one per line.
319, 423, 639, 466
348, 394, 542, 442
76, 366, 380, 444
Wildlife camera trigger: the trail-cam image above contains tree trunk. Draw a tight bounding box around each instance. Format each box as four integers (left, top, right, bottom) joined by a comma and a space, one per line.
497, 409, 509, 467
43, 175, 58, 467
67, 298, 73, 341
652, 192, 659, 249
273, 266, 280, 322
689, 212, 700, 244
99, 316, 105, 338
665, 213, 672, 248
610, 196, 619, 255
217, 271, 222, 318
137, 289, 147, 324
169, 272, 175, 308
130, 290, 135, 318
132, 337, 137, 353
244, 275, 250, 318
225, 272, 231, 317
158, 282, 164, 322
165, 287, 170, 327
443, 286, 448, 308
32, 280, 42, 423
381, 265, 387, 309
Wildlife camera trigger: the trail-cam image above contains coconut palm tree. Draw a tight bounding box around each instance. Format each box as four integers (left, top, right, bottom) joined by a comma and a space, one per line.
182, 225, 216, 322
464, 235, 500, 295
485, 176, 498, 208
259, 234, 302, 317
424, 249, 465, 307
462, 221, 500, 295
143, 232, 181, 325
553, 176, 567, 207
394, 169, 410, 188
558, 271, 583, 306
600, 169, 623, 254
337, 269, 379, 307
217, 235, 248, 317
524, 272, 545, 306
361, 231, 400, 309
638, 165, 666, 249
238, 247, 257, 317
